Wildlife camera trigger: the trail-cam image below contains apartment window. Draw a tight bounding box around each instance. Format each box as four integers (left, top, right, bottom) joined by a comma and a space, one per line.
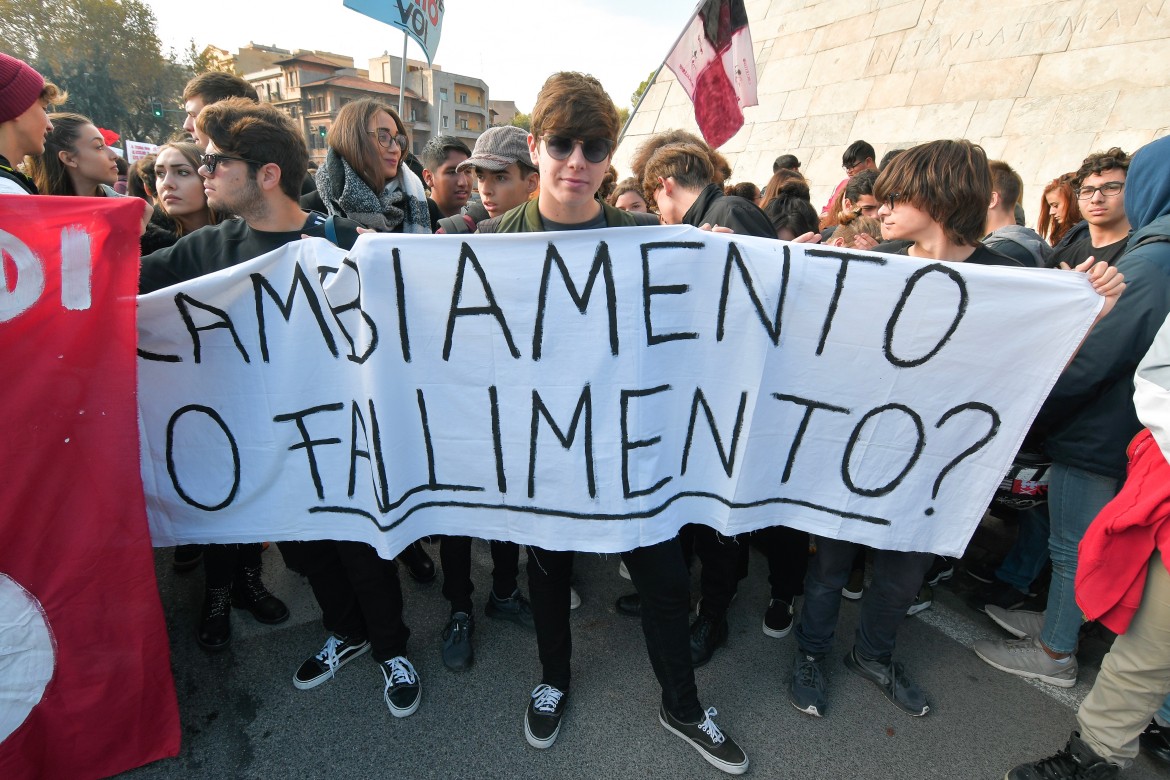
410, 109, 417, 122
458, 92, 467, 104
439, 88, 448, 101
442, 115, 449, 128
460, 118, 468, 130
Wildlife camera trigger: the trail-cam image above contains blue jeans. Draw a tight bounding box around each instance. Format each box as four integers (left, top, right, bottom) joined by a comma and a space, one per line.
1040, 463, 1119, 655
1158, 694, 1170, 725
795, 536, 933, 661
996, 504, 1051, 592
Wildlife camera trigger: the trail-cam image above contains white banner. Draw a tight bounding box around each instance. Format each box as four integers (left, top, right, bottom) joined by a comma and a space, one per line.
125, 140, 160, 163
137, 226, 1100, 558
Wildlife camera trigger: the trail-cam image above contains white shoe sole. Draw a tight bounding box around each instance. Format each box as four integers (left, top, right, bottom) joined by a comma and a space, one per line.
973, 647, 1077, 688
762, 620, 792, 639
292, 641, 371, 690
386, 680, 421, 718
658, 712, 749, 775
524, 713, 561, 749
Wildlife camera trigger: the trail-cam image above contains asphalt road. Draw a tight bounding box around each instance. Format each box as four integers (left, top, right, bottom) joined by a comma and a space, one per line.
120, 520, 1168, 780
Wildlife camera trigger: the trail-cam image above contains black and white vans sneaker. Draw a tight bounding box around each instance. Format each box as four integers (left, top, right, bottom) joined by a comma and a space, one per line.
659, 705, 749, 775
293, 634, 370, 690
381, 656, 421, 718
524, 684, 567, 748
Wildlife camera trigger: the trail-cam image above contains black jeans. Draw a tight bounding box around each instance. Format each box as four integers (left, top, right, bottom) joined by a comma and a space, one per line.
757, 524, 809, 602
203, 542, 264, 589
794, 536, 932, 662
527, 537, 703, 722
439, 536, 521, 614
683, 525, 744, 621
279, 540, 409, 662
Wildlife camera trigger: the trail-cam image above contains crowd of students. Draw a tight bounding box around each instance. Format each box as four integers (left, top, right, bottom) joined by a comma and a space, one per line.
3, 48, 1170, 778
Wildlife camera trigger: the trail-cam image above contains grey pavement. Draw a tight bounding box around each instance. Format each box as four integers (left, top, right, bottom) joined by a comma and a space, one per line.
121, 521, 1167, 780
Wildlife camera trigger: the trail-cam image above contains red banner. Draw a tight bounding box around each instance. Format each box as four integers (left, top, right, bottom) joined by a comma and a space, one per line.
0, 196, 179, 778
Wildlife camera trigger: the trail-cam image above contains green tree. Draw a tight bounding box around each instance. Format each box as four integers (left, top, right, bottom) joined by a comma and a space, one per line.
509, 112, 531, 132
630, 69, 656, 108
0, 0, 193, 144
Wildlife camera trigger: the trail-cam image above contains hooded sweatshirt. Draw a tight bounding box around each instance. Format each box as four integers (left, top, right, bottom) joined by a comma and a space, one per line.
983, 224, 1054, 268
1032, 134, 1170, 478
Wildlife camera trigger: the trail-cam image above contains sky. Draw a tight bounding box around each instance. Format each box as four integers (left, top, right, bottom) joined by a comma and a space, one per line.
146, 0, 698, 113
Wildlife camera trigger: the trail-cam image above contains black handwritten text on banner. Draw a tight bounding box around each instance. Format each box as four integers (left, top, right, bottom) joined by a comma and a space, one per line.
137, 226, 1100, 558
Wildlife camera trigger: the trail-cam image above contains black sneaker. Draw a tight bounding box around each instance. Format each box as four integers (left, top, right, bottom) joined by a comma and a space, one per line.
441, 611, 474, 672
789, 653, 828, 718
381, 656, 421, 717
690, 614, 729, 667
1005, 731, 1119, 779
172, 544, 203, 572
293, 634, 371, 690
485, 588, 535, 630
397, 541, 436, 584
925, 555, 955, 586
615, 592, 641, 617
843, 647, 929, 716
966, 579, 1033, 613
906, 584, 933, 616
524, 684, 567, 748
1141, 719, 1170, 765
762, 598, 793, 638
659, 705, 749, 776
965, 559, 998, 584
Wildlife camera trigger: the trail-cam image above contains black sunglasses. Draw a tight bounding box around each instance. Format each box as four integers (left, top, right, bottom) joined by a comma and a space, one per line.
199, 152, 264, 174
542, 135, 613, 164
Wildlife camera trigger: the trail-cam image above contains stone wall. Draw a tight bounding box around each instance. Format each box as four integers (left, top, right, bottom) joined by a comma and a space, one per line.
613, 0, 1170, 222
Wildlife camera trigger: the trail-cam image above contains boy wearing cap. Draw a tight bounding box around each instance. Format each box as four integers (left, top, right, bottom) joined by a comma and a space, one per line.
0, 53, 65, 195
438, 125, 540, 234
431, 124, 541, 674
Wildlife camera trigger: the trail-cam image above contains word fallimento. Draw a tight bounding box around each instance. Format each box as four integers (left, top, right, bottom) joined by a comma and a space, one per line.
136, 226, 1099, 557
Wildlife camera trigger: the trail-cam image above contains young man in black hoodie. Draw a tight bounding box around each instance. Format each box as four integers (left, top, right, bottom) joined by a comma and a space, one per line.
480, 71, 747, 776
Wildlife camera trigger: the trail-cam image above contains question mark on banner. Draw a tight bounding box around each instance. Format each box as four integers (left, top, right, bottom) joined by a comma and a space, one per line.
925, 402, 1001, 516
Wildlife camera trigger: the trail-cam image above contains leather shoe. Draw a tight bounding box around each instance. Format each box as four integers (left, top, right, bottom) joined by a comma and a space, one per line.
398, 540, 436, 584
689, 614, 728, 667
197, 586, 232, 651
615, 592, 641, 617
231, 566, 289, 624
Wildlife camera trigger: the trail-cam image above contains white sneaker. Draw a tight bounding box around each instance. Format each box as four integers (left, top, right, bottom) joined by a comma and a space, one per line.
986, 605, 1047, 639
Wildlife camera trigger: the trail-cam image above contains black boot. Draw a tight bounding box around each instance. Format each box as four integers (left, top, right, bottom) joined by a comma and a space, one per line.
398, 540, 436, 584
197, 586, 232, 651
231, 566, 290, 624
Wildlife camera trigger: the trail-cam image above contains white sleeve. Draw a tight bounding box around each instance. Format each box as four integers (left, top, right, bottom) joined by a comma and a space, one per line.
0, 178, 31, 195
1135, 314, 1170, 459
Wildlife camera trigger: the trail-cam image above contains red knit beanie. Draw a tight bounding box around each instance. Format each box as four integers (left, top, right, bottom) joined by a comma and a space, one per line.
0, 53, 45, 124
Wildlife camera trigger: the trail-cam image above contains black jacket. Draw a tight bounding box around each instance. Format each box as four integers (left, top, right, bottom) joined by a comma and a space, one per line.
681, 184, 774, 239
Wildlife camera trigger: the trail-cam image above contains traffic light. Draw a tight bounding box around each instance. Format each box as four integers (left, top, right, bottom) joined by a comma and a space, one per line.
150, 99, 163, 118
318, 125, 327, 139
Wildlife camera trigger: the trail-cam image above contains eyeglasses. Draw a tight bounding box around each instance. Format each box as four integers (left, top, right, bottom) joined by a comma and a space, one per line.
368, 129, 408, 151
854, 204, 879, 216
884, 192, 902, 211
542, 135, 613, 164
1076, 181, 1124, 200
199, 153, 263, 175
